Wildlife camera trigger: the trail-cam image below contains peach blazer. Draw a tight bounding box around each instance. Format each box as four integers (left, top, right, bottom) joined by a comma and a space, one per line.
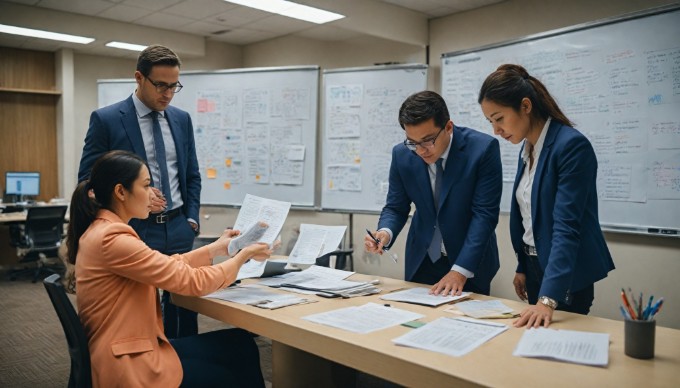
75, 210, 232, 387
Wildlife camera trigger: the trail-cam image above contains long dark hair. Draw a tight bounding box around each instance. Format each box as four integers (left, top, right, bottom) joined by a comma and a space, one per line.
478, 64, 574, 127
66, 151, 146, 264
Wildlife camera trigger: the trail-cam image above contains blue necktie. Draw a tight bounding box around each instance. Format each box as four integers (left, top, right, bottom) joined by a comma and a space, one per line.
150, 111, 173, 210
428, 158, 444, 262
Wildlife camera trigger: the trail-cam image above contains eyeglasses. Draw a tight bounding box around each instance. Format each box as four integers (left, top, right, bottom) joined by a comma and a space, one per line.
403, 127, 445, 151
145, 76, 183, 94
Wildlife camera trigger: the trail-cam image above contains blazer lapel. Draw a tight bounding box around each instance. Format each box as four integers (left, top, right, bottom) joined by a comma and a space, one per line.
531, 120, 560, 222
439, 128, 467, 209
164, 108, 184, 172
120, 97, 148, 161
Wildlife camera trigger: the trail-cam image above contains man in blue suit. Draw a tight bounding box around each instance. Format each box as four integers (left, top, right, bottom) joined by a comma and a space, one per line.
366, 91, 502, 295
78, 45, 201, 338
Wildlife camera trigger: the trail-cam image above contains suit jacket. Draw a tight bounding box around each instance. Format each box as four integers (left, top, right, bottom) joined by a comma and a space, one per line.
378, 126, 502, 287
78, 96, 201, 232
510, 120, 615, 303
76, 210, 233, 387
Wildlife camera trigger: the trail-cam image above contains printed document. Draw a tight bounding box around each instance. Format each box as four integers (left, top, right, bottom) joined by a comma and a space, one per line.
393, 317, 508, 357
450, 300, 515, 318
303, 302, 424, 334
380, 287, 470, 306
289, 224, 347, 265
513, 327, 610, 367
233, 194, 291, 245
205, 285, 310, 309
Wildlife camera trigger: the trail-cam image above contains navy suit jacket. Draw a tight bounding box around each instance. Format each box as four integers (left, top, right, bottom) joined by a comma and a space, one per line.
78, 96, 201, 236
510, 120, 615, 303
378, 126, 502, 287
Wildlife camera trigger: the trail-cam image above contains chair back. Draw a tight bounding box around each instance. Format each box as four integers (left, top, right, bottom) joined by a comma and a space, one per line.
43, 274, 92, 388
25, 205, 67, 250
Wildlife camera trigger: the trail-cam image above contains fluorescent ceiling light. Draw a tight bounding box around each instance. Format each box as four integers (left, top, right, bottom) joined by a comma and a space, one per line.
0, 24, 94, 44
106, 41, 148, 52
224, 0, 344, 24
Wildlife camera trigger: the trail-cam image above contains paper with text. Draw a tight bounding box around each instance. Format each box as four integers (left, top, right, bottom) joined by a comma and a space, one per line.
233, 194, 291, 245
303, 302, 423, 334
380, 287, 470, 306
513, 327, 610, 367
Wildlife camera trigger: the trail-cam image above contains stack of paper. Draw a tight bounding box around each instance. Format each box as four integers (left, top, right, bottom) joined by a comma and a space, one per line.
513, 327, 610, 367
393, 317, 508, 357
447, 300, 516, 318
205, 285, 312, 309
380, 287, 470, 307
303, 302, 424, 334
260, 265, 380, 298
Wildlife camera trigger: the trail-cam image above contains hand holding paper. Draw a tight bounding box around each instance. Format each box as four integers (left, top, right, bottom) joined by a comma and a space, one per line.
228, 222, 269, 255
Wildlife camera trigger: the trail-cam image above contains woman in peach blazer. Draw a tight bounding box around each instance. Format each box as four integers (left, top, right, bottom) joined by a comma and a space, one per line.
67, 150, 270, 387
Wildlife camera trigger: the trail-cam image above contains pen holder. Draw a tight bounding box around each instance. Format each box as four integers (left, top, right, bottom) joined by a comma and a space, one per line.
624, 319, 655, 359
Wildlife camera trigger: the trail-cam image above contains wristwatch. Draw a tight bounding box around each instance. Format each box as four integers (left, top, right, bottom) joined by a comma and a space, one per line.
538, 296, 558, 310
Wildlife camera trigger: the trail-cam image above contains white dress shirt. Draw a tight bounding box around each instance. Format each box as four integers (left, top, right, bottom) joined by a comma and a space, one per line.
516, 117, 552, 248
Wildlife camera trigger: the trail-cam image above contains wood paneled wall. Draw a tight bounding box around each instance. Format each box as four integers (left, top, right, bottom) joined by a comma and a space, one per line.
0, 47, 58, 201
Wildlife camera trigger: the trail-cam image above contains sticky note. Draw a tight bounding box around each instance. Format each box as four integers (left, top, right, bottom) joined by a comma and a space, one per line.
206, 168, 217, 179
225, 158, 232, 167
255, 175, 260, 181
223, 181, 231, 190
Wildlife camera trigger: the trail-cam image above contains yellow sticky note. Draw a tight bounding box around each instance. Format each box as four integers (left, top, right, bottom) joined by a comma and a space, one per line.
224, 181, 231, 190
225, 158, 232, 167
206, 168, 217, 179
354, 157, 361, 164
328, 180, 333, 189
255, 175, 261, 181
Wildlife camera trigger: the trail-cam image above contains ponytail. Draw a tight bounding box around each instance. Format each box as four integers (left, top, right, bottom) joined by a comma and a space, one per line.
478, 64, 574, 127
66, 180, 100, 264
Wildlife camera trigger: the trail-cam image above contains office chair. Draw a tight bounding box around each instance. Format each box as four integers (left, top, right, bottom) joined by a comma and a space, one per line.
8, 205, 67, 282
43, 274, 92, 388
316, 248, 354, 271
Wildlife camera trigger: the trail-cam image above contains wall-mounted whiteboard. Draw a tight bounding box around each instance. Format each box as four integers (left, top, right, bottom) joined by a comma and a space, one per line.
320, 64, 428, 212
98, 66, 319, 207
441, 6, 680, 234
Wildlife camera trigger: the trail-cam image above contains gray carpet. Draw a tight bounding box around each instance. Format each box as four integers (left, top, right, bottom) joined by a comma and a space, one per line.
0, 275, 272, 388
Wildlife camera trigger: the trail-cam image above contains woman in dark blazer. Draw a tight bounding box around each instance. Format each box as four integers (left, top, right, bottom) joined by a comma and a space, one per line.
478, 64, 615, 328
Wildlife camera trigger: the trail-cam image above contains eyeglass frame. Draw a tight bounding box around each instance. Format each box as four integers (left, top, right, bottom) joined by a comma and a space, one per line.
403, 127, 446, 151
144, 75, 183, 94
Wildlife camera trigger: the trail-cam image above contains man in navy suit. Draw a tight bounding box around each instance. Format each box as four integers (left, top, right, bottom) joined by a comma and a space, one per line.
366, 91, 502, 296
78, 45, 201, 338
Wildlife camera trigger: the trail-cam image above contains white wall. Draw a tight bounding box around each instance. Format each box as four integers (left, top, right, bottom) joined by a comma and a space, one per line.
428, 0, 680, 329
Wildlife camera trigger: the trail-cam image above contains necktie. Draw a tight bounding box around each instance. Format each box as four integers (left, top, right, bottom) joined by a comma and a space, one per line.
150, 111, 173, 210
428, 158, 444, 262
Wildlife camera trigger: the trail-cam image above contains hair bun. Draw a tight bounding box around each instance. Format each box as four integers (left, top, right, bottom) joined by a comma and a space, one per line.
497, 64, 530, 79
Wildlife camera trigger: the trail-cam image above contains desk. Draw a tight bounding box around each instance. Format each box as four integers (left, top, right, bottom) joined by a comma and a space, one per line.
173, 273, 679, 387
0, 212, 28, 224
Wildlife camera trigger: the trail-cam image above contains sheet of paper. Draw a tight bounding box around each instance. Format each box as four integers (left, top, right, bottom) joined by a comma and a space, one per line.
303, 302, 424, 334
380, 287, 470, 306
393, 317, 508, 357
318, 225, 347, 257
236, 259, 267, 280
452, 300, 515, 319
205, 285, 310, 308
513, 327, 610, 367
288, 224, 348, 264
233, 194, 291, 245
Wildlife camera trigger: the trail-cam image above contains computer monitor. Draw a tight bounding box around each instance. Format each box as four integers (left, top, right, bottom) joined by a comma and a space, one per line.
5, 171, 40, 201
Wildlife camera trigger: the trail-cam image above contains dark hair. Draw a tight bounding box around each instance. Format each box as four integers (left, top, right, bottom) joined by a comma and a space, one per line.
66, 151, 146, 264
136, 44, 181, 77
398, 90, 450, 130
477, 64, 574, 127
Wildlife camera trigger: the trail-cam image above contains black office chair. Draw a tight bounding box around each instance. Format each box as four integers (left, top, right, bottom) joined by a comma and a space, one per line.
8, 205, 67, 282
316, 248, 354, 271
43, 274, 92, 388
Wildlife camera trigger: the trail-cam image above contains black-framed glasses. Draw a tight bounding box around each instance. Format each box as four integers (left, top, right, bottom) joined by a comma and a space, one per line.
145, 76, 183, 93
403, 127, 445, 151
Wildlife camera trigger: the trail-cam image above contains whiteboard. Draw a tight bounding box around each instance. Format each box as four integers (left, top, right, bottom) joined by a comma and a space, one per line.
441, 6, 680, 235
98, 66, 319, 207
320, 64, 428, 212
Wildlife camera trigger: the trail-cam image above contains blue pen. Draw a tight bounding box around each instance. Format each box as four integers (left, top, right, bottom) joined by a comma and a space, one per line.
619, 305, 631, 320
643, 295, 654, 320
649, 298, 664, 320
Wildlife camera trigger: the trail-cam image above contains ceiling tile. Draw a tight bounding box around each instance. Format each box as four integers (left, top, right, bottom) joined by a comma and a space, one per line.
181, 20, 234, 36
96, 3, 155, 23
209, 27, 277, 45
35, 0, 114, 15
134, 11, 195, 31
120, 0, 184, 12
209, 6, 271, 27
246, 14, 312, 35
162, 0, 236, 20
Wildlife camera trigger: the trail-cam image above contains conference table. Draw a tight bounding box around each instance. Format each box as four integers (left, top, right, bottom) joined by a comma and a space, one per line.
173, 272, 679, 388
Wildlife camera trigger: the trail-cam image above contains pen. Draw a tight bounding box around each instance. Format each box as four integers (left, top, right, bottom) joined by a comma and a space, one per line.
638, 292, 643, 320
619, 305, 631, 320
643, 295, 654, 320
366, 228, 398, 263
649, 298, 664, 320
621, 289, 636, 320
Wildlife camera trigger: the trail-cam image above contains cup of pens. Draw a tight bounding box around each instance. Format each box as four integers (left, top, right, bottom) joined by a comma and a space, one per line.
621, 289, 663, 359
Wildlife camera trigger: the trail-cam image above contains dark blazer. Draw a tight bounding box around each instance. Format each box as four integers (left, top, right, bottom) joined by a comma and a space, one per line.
378, 126, 502, 288
78, 96, 201, 231
510, 120, 615, 303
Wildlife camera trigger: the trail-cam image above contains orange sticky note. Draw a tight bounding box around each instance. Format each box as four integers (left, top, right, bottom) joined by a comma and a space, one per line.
225, 158, 232, 167
224, 181, 231, 190
206, 168, 217, 179
328, 180, 333, 189
255, 175, 261, 181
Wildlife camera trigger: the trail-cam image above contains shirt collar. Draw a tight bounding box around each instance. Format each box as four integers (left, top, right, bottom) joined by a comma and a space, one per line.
431, 131, 453, 167
521, 117, 551, 162
132, 92, 165, 119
